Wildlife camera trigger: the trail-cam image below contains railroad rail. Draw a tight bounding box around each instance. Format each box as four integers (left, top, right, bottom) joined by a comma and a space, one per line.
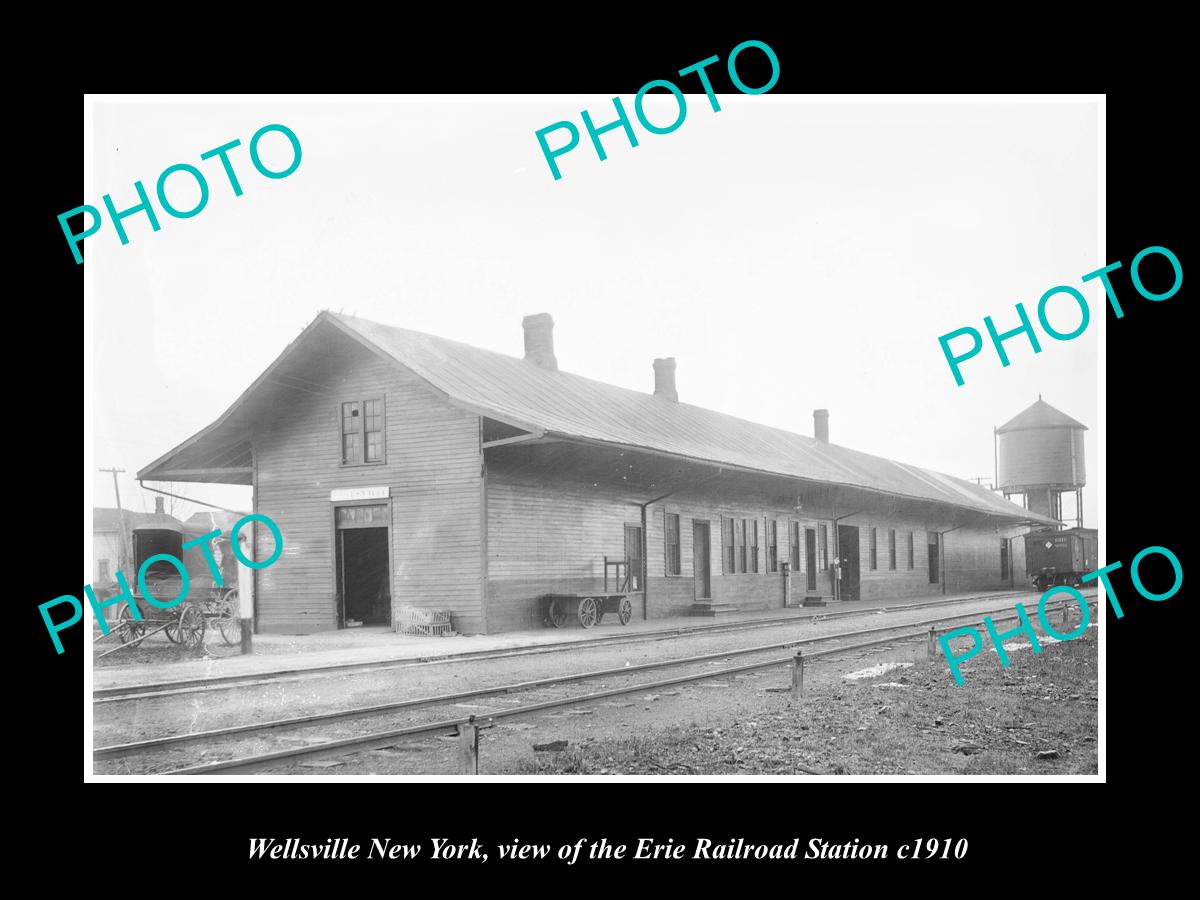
94, 594, 1096, 775
94, 589, 1040, 704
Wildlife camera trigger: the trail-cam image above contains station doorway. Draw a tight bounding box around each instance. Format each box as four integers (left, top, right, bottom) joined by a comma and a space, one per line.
693, 520, 711, 600
335, 503, 391, 628
804, 528, 818, 592
837, 525, 860, 602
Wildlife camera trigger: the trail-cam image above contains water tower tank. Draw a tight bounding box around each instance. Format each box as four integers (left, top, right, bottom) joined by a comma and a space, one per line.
996, 396, 1087, 524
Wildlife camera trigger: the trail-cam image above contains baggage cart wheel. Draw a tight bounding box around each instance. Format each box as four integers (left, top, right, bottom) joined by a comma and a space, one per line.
579, 596, 599, 629
548, 597, 568, 628
218, 590, 242, 646
177, 603, 206, 650
117, 603, 146, 647
618, 597, 633, 626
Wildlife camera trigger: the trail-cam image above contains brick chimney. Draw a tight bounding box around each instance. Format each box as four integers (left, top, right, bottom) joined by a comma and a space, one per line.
814, 409, 829, 444
522, 313, 557, 370
155, 496, 165, 515
653, 357, 678, 402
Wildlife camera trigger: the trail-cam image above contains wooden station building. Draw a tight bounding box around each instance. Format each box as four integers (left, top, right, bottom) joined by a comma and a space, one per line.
139, 312, 1057, 634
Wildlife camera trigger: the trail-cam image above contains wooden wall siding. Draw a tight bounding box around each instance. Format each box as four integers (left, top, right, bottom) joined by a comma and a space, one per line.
942, 529, 1026, 594
839, 519, 937, 602
835, 520, 1032, 600
837, 520, 1029, 600
485, 473, 644, 632
645, 502, 701, 617
485, 441, 1038, 633
254, 341, 484, 634
656, 504, 1030, 608
1011, 538, 1027, 588
644, 497, 838, 614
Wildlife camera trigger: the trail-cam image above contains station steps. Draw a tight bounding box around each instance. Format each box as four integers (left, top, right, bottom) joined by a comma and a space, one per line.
688, 598, 829, 617
688, 602, 751, 618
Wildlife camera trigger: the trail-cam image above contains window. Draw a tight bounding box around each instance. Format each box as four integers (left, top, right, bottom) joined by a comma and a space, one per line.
723, 517, 736, 574
749, 519, 760, 574
766, 520, 778, 572
363, 398, 384, 462
869, 527, 878, 570
340, 396, 385, 465
665, 513, 681, 576
625, 525, 643, 590
790, 522, 800, 571
818, 524, 828, 571
888, 529, 897, 570
1000, 540, 1009, 580
98, 559, 112, 583
341, 401, 361, 463
907, 531, 915, 569
737, 519, 747, 573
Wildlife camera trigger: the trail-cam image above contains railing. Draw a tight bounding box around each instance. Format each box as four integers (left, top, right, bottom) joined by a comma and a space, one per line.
604, 557, 640, 592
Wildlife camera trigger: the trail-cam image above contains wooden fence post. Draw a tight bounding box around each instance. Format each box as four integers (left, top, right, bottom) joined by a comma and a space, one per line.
458, 716, 479, 775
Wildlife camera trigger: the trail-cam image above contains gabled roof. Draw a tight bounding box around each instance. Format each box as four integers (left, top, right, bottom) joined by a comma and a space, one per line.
141, 311, 1057, 526
998, 397, 1088, 433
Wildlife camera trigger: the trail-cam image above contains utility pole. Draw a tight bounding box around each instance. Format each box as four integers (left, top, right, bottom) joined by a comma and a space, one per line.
993, 426, 999, 495
99, 467, 129, 574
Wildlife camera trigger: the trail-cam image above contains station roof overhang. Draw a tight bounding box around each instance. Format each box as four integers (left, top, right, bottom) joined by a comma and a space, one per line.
484, 433, 1055, 532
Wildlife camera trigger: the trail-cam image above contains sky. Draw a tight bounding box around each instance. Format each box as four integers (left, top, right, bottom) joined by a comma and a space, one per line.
89, 97, 1099, 528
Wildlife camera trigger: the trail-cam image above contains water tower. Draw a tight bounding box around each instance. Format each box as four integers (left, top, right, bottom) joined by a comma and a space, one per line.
995, 396, 1087, 528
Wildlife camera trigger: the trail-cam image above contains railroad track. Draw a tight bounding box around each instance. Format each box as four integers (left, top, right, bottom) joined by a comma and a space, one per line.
94, 593, 1096, 775
93, 589, 1041, 703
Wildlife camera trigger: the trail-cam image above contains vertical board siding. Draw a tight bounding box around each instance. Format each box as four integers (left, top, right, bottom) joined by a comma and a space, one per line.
254, 344, 483, 634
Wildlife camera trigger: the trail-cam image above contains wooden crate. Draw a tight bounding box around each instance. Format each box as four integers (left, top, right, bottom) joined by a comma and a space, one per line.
395, 606, 453, 637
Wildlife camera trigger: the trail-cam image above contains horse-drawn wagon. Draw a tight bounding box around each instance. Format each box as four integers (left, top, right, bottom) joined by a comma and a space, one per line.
112, 520, 243, 649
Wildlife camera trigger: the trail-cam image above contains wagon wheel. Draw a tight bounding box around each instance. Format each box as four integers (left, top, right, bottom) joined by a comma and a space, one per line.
218, 590, 242, 646
163, 612, 182, 645
579, 597, 599, 629
618, 597, 633, 626
176, 603, 206, 650
116, 603, 146, 647
547, 597, 568, 629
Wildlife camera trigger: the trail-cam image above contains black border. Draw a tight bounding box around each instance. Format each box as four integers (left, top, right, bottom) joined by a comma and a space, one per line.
24, 22, 1190, 884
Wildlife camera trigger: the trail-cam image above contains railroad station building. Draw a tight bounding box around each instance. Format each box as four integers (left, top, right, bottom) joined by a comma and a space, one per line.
139, 312, 1057, 635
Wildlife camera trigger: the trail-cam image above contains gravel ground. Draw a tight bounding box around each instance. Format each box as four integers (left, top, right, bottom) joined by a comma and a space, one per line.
93, 592, 1095, 775
509, 627, 1099, 775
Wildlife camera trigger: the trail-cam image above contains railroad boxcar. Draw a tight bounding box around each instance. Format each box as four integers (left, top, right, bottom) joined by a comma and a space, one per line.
1024, 527, 1098, 590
